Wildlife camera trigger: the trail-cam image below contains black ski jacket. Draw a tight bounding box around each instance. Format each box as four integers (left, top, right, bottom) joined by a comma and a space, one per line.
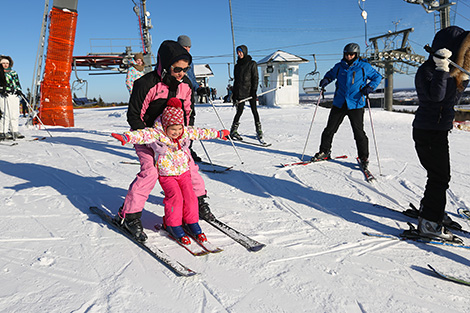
233, 46, 258, 101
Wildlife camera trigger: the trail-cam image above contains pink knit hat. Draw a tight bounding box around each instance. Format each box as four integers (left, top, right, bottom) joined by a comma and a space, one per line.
162, 97, 184, 130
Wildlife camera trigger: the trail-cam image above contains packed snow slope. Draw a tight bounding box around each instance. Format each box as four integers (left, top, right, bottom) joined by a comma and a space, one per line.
1, 100, 470, 313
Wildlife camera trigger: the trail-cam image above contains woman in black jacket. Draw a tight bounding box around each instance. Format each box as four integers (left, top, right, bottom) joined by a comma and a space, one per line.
229, 45, 262, 141
413, 26, 470, 241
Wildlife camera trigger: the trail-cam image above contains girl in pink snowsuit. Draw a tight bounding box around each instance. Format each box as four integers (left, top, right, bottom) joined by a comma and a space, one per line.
113, 98, 230, 243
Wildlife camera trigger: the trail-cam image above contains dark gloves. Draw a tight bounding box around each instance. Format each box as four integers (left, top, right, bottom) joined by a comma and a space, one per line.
112, 133, 130, 146
0, 86, 6, 96
360, 85, 374, 96
218, 129, 230, 140
319, 78, 330, 88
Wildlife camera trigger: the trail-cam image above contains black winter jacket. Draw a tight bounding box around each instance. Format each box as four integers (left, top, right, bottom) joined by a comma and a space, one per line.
233, 52, 258, 100
413, 26, 470, 131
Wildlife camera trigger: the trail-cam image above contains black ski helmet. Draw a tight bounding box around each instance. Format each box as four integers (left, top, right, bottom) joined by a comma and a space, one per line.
343, 43, 360, 55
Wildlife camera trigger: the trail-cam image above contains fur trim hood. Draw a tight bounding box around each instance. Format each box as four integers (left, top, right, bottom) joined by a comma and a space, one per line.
431, 26, 470, 91
0, 55, 13, 68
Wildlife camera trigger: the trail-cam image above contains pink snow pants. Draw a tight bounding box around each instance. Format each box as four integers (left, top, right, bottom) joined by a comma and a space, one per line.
159, 171, 199, 227
121, 144, 206, 215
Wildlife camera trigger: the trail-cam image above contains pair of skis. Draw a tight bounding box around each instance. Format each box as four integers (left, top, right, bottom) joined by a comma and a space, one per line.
231, 136, 271, 148
154, 223, 222, 256
90, 206, 265, 277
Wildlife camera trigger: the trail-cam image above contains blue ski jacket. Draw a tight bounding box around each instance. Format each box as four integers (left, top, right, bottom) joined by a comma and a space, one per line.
323, 58, 382, 110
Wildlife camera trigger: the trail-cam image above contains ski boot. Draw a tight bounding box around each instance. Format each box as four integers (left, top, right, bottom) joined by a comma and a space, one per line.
185, 222, 207, 243
114, 207, 148, 242
198, 195, 215, 221
359, 158, 369, 171
310, 151, 331, 162
230, 122, 243, 141
0, 133, 5, 141
418, 217, 460, 243
442, 213, 462, 230
165, 225, 191, 245
255, 122, 263, 141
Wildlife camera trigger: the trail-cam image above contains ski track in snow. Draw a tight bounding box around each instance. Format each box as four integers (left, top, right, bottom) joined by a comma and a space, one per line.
1, 103, 470, 312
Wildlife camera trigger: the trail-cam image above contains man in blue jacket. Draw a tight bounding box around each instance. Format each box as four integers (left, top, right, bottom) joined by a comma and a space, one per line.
311, 43, 382, 170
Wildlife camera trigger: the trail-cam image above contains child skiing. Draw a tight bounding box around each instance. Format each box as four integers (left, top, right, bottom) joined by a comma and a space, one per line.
112, 97, 230, 244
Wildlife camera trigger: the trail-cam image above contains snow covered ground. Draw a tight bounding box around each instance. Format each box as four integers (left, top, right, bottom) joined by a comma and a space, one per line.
1, 100, 470, 313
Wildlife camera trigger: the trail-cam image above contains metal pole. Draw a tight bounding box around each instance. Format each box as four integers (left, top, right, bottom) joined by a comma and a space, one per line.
384, 61, 394, 111
366, 96, 382, 175
228, 0, 237, 65
30, 0, 50, 110
207, 97, 244, 164
301, 90, 323, 161
236, 87, 279, 104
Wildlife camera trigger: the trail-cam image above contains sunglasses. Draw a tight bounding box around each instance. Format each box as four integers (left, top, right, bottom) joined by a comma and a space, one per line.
171, 65, 191, 73
345, 52, 356, 56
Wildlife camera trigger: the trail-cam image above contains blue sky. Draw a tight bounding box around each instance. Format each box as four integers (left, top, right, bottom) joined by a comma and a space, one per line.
3, 0, 470, 103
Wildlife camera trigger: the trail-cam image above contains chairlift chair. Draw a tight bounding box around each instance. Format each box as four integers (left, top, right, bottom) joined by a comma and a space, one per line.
302, 54, 321, 94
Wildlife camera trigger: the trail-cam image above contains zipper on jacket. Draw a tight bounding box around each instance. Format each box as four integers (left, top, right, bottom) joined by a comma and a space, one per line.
352, 71, 356, 84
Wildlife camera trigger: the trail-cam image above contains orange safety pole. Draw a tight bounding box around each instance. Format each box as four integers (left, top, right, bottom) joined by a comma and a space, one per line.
39, 7, 78, 127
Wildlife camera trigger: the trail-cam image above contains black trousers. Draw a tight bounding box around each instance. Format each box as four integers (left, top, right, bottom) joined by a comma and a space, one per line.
413, 128, 450, 223
232, 98, 260, 126
319, 104, 368, 160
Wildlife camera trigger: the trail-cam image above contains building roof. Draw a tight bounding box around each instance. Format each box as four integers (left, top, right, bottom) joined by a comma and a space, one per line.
194, 64, 214, 78
257, 50, 309, 65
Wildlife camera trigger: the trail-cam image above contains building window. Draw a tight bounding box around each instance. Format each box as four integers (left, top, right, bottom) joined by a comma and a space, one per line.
264, 76, 269, 87
287, 79, 292, 86
287, 67, 293, 77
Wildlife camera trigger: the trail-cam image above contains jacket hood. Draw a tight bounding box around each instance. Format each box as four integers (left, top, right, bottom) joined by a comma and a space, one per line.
236, 45, 248, 57
155, 40, 192, 77
431, 26, 470, 91
0, 55, 13, 68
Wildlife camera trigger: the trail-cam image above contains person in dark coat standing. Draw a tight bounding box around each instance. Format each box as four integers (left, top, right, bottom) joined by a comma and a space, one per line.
413, 26, 470, 241
229, 45, 262, 141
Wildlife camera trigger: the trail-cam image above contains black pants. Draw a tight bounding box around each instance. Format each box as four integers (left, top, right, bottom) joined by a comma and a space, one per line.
413, 128, 450, 223
319, 104, 368, 160
232, 98, 260, 126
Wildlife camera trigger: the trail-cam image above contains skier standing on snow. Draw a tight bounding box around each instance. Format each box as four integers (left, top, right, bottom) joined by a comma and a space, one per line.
116, 40, 216, 242
311, 43, 382, 170
413, 26, 470, 241
229, 45, 262, 141
0, 55, 24, 140
125, 52, 146, 94
112, 98, 230, 244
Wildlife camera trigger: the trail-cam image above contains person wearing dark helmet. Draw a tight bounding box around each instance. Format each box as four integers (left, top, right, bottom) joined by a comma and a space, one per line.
311, 43, 382, 170
413, 26, 470, 241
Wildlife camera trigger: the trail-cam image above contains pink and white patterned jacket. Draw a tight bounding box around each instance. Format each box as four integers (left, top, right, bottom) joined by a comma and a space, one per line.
124, 117, 219, 176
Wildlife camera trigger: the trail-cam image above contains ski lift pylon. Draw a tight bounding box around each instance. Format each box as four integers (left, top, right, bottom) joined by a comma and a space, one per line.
302, 54, 321, 94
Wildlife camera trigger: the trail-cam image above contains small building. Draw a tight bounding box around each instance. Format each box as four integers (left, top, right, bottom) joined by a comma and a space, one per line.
194, 64, 214, 88
257, 50, 309, 106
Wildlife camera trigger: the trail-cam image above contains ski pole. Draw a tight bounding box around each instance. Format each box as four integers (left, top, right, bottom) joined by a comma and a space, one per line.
198, 140, 214, 165
366, 95, 382, 175
236, 86, 279, 104
19, 93, 53, 138
207, 97, 244, 164
424, 44, 470, 76
300, 89, 323, 161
